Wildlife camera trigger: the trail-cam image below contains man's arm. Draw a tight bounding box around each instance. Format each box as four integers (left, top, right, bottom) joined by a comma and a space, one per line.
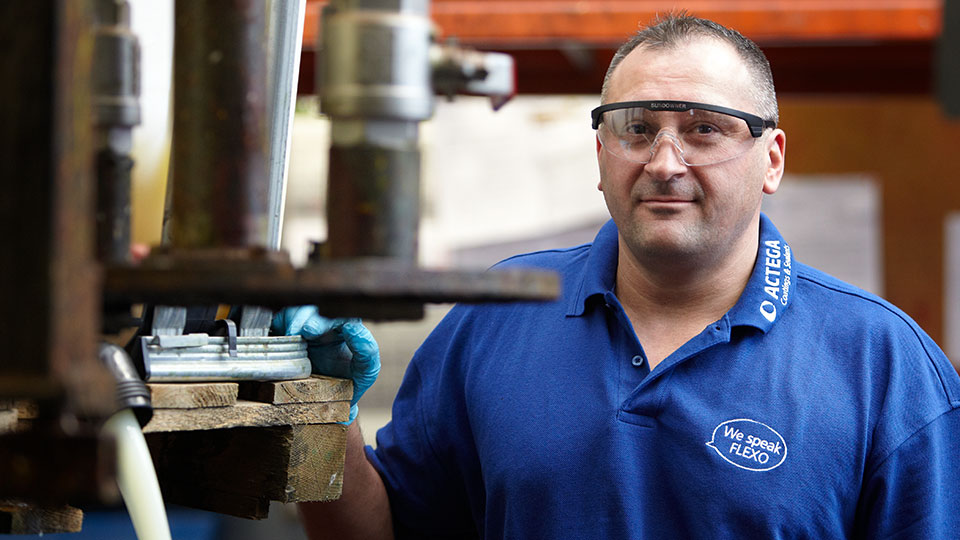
272, 307, 392, 538
299, 420, 394, 540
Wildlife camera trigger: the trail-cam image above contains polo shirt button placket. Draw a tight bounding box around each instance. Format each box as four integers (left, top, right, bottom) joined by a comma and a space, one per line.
631, 355, 644, 367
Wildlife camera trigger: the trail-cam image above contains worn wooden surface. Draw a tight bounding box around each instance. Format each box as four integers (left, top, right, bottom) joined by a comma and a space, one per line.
143, 399, 348, 432
0, 430, 118, 506
0, 501, 83, 534
0, 408, 16, 434
238, 375, 352, 405
283, 424, 347, 502
148, 382, 238, 409
14, 400, 37, 420
142, 377, 351, 519
147, 423, 347, 519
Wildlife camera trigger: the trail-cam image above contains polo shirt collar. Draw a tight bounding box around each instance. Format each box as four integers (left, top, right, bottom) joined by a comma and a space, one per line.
567, 213, 794, 333
728, 213, 794, 332
567, 219, 619, 316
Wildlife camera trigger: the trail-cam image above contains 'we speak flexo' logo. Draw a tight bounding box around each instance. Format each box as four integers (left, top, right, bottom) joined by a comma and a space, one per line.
706, 418, 788, 472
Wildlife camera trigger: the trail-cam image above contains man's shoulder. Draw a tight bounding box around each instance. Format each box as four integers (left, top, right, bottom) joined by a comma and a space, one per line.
783, 262, 960, 470
432, 243, 596, 337
491, 243, 593, 273
792, 261, 960, 405
794, 262, 914, 326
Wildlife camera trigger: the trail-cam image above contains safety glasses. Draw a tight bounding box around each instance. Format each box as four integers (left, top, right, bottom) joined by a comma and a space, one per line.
591, 100, 777, 166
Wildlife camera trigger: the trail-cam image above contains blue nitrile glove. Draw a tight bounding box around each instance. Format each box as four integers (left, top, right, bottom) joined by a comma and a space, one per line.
272, 306, 380, 424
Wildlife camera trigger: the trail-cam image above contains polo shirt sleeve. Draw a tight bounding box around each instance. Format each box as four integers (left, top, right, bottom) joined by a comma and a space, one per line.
857, 406, 960, 539
855, 323, 960, 539
364, 306, 481, 539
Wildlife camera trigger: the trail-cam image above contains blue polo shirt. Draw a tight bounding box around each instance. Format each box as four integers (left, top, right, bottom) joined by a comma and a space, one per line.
367, 214, 960, 539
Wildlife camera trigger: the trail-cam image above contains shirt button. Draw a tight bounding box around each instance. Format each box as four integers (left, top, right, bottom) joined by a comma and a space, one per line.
631, 355, 644, 367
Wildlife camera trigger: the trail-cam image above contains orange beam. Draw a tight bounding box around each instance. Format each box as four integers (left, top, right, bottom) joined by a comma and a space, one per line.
304, 0, 941, 48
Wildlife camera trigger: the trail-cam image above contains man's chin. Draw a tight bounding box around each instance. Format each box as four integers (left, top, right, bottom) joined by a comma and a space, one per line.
622, 225, 702, 261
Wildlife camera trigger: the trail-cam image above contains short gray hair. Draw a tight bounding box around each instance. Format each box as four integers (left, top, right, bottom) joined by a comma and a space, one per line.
600, 13, 778, 124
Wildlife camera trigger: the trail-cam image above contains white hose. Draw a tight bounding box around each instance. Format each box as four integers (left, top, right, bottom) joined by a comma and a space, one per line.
102, 409, 172, 540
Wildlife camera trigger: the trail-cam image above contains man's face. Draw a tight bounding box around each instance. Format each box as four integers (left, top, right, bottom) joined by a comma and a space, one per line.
597, 38, 785, 268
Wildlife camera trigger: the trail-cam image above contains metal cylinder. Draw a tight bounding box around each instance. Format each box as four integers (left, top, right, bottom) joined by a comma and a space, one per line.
169, 0, 269, 249
320, 7, 434, 122
319, 0, 433, 261
92, 0, 140, 264
91, 0, 140, 128
265, 0, 307, 250
95, 149, 134, 263
327, 142, 420, 259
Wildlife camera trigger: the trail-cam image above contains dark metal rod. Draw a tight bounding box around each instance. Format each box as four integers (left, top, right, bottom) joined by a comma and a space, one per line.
92, 0, 140, 264
169, 0, 269, 249
95, 149, 134, 264
326, 145, 421, 260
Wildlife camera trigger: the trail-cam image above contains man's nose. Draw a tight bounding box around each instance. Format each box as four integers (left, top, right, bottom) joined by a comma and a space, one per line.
644, 131, 688, 178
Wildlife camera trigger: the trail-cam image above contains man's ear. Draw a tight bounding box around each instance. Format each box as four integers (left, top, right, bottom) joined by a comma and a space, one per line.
763, 129, 786, 195
596, 134, 604, 191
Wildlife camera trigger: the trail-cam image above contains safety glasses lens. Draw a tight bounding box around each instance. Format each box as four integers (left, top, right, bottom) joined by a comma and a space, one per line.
598, 107, 756, 166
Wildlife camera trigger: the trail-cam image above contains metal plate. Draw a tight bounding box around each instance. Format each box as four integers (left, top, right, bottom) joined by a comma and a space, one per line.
105, 258, 560, 320
141, 335, 311, 382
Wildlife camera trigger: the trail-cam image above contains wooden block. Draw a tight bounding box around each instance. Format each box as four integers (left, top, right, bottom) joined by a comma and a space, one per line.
148, 382, 238, 409
238, 375, 352, 405
158, 484, 270, 521
142, 400, 349, 433
147, 423, 347, 519
14, 400, 37, 420
0, 409, 17, 434
0, 501, 83, 534
0, 432, 118, 505
283, 424, 347, 502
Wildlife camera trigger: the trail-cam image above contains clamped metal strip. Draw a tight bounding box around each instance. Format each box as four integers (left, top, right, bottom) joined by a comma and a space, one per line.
217, 318, 238, 358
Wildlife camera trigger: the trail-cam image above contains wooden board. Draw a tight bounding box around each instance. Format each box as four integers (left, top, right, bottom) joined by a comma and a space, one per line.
0, 501, 82, 534
147, 423, 347, 519
143, 400, 349, 433
283, 424, 348, 502
0, 409, 16, 434
14, 400, 37, 420
148, 382, 238, 409
238, 375, 352, 405
140, 378, 351, 519
0, 432, 118, 505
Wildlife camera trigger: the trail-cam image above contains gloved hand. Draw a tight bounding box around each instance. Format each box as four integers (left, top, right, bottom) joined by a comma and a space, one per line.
272, 306, 380, 424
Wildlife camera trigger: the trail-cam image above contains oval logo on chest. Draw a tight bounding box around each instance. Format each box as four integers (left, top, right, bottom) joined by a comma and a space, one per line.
706, 418, 788, 472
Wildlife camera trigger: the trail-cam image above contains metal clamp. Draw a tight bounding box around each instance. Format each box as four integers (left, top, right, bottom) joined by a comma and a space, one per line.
216, 318, 239, 358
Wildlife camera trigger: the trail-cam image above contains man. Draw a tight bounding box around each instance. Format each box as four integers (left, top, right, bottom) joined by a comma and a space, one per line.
283, 14, 960, 539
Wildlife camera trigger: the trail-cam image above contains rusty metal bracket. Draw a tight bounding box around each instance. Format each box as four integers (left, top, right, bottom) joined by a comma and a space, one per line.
105, 254, 560, 321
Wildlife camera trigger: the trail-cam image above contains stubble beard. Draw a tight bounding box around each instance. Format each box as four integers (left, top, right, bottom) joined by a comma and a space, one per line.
621, 215, 712, 269
621, 178, 712, 264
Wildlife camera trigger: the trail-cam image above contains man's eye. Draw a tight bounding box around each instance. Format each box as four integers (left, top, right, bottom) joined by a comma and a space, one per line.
625, 123, 647, 135
695, 124, 716, 135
